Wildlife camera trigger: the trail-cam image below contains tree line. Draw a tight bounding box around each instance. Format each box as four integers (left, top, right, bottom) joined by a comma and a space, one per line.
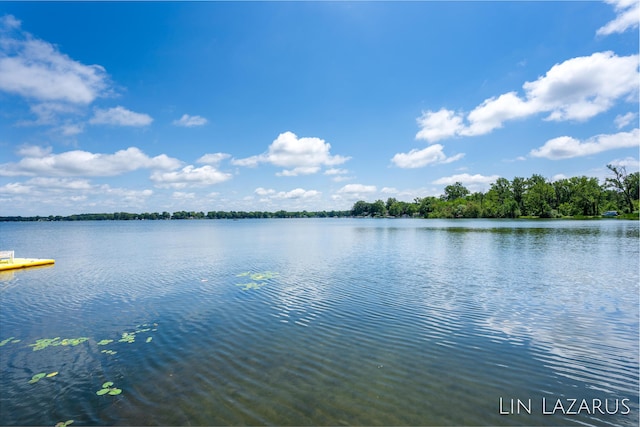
353, 165, 639, 219
1, 165, 637, 222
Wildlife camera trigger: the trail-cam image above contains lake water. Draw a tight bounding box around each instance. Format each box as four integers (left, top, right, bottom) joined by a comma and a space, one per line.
0, 219, 638, 426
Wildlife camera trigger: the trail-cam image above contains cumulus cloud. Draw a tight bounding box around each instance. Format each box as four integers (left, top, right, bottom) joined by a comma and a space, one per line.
608, 156, 640, 169
337, 184, 377, 194
432, 173, 500, 187
150, 165, 232, 189
416, 52, 639, 142
0, 146, 181, 177
255, 187, 276, 196
197, 153, 230, 165
254, 187, 320, 200
391, 144, 464, 168
529, 128, 640, 160
597, 0, 640, 36
173, 114, 208, 127
232, 131, 350, 176
89, 106, 153, 126
0, 14, 109, 104
415, 109, 464, 142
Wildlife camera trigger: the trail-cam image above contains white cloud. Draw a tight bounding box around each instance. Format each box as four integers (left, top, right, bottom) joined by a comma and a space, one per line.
530, 128, 640, 160
416, 52, 639, 141
432, 173, 500, 187
597, 0, 640, 36
608, 156, 640, 169
232, 131, 350, 175
150, 165, 232, 189
331, 183, 378, 203
89, 106, 153, 127
16, 144, 52, 158
255, 187, 276, 196
614, 112, 637, 129
416, 109, 464, 142
59, 123, 84, 136
0, 14, 21, 30
276, 166, 320, 176
0, 146, 181, 177
0, 15, 109, 104
381, 187, 398, 194
27, 177, 92, 190
172, 191, 196, 200
274, 188, 321, 199
197, 153, 230, 165
523, 52, 639, 122
0, 182, 31, 194
463, 92, 534, 136
324, 168, 349, 175
391, 144, 465, 168
337, 184, 377, 194
173, 114, 208, 127
253, 187, 320, 200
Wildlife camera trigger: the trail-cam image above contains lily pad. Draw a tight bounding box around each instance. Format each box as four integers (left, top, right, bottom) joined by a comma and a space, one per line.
55, 420, 74, 427
108, 388, 122, 395
97, 339, 113, 346
96, 388, 110, 396
0, 337, 15, 346
28, 373, 47, 384
146, 337, 152, 343
47, 372, 59, 377
102, 381, 114, 388
236, 282, 266, 291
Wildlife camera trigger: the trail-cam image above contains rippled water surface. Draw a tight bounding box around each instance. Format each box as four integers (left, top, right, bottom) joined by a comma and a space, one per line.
0, 219, 638, 426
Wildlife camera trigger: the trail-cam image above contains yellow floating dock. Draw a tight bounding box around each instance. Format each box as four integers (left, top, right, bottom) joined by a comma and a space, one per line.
0, 258, 55, 271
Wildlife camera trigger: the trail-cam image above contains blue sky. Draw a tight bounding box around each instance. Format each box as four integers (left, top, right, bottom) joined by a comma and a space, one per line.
0, 1, 638, 216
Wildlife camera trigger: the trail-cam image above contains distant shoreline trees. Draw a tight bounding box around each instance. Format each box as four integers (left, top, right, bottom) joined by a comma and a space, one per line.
354, 169, 639, 220
1, 169, 638, 222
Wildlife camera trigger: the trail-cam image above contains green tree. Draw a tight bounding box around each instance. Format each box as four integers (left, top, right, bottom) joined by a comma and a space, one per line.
569, 176, 601, 216
442, 182, 470, 201
371, 199, 386, 217
606, 165, 639, 213
524, 175, 555, 217
351, 200, 371, 216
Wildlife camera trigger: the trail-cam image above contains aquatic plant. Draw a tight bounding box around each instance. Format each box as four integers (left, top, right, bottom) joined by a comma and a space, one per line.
28, 372, 57, 384
101, 349, 117, 355
146, 337, 152, 343
0, 337, 17, 346
96, 381, 122, 396
118, 332, 135, 344
235, 271, 278, 290
236, 282, 266, 291
28, 373, 46, 384
97, 339, 113, 346
55, 420, 74, 427
29, 337, 88, 351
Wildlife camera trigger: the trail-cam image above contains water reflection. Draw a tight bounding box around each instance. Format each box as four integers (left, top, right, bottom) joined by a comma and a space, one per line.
0, 219, 637, 426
